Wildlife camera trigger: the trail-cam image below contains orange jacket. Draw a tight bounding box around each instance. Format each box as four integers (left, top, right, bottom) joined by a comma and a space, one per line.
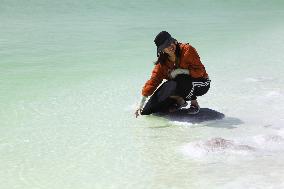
142, 43, 208, 97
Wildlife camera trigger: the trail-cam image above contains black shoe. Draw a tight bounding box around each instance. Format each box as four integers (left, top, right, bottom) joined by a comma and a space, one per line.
187, 105, 200, 115
168, 102, 188, 113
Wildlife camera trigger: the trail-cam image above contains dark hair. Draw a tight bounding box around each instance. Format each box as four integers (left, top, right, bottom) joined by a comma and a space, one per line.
154, 42, 181, 65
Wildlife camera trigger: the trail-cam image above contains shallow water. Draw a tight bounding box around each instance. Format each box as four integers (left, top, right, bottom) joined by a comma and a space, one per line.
1, 0, 284, 188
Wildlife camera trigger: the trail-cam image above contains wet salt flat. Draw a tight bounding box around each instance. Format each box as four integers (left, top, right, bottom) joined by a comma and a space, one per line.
1, 0, 284, 188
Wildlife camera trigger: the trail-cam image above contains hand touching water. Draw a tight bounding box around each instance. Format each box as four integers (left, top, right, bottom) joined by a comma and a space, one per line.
135, 108, 142, 118
135, 96, 147, 118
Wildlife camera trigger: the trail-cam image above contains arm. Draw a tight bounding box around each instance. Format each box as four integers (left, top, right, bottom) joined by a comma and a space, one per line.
142, 64, 164, 97
185, 45, 207, 78
135, 64, 164, 118
169, 68, 189, 79
135, 96, 147, 118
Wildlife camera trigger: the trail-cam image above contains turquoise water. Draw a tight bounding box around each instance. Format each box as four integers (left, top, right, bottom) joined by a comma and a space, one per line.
1, 0, 284, 188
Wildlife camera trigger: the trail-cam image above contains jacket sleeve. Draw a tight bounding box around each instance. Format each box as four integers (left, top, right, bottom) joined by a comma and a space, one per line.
142, 64, 164, 97
185, 45, 207, 78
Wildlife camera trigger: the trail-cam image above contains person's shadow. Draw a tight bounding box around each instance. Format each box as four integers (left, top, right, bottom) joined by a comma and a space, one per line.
154, 108, 243, 129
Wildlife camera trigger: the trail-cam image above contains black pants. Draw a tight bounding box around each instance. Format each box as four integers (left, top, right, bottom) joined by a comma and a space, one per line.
141, 74, 210, 115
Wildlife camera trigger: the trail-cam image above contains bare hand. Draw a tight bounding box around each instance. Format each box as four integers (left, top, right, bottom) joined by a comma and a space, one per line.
135, 108, 142, 118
